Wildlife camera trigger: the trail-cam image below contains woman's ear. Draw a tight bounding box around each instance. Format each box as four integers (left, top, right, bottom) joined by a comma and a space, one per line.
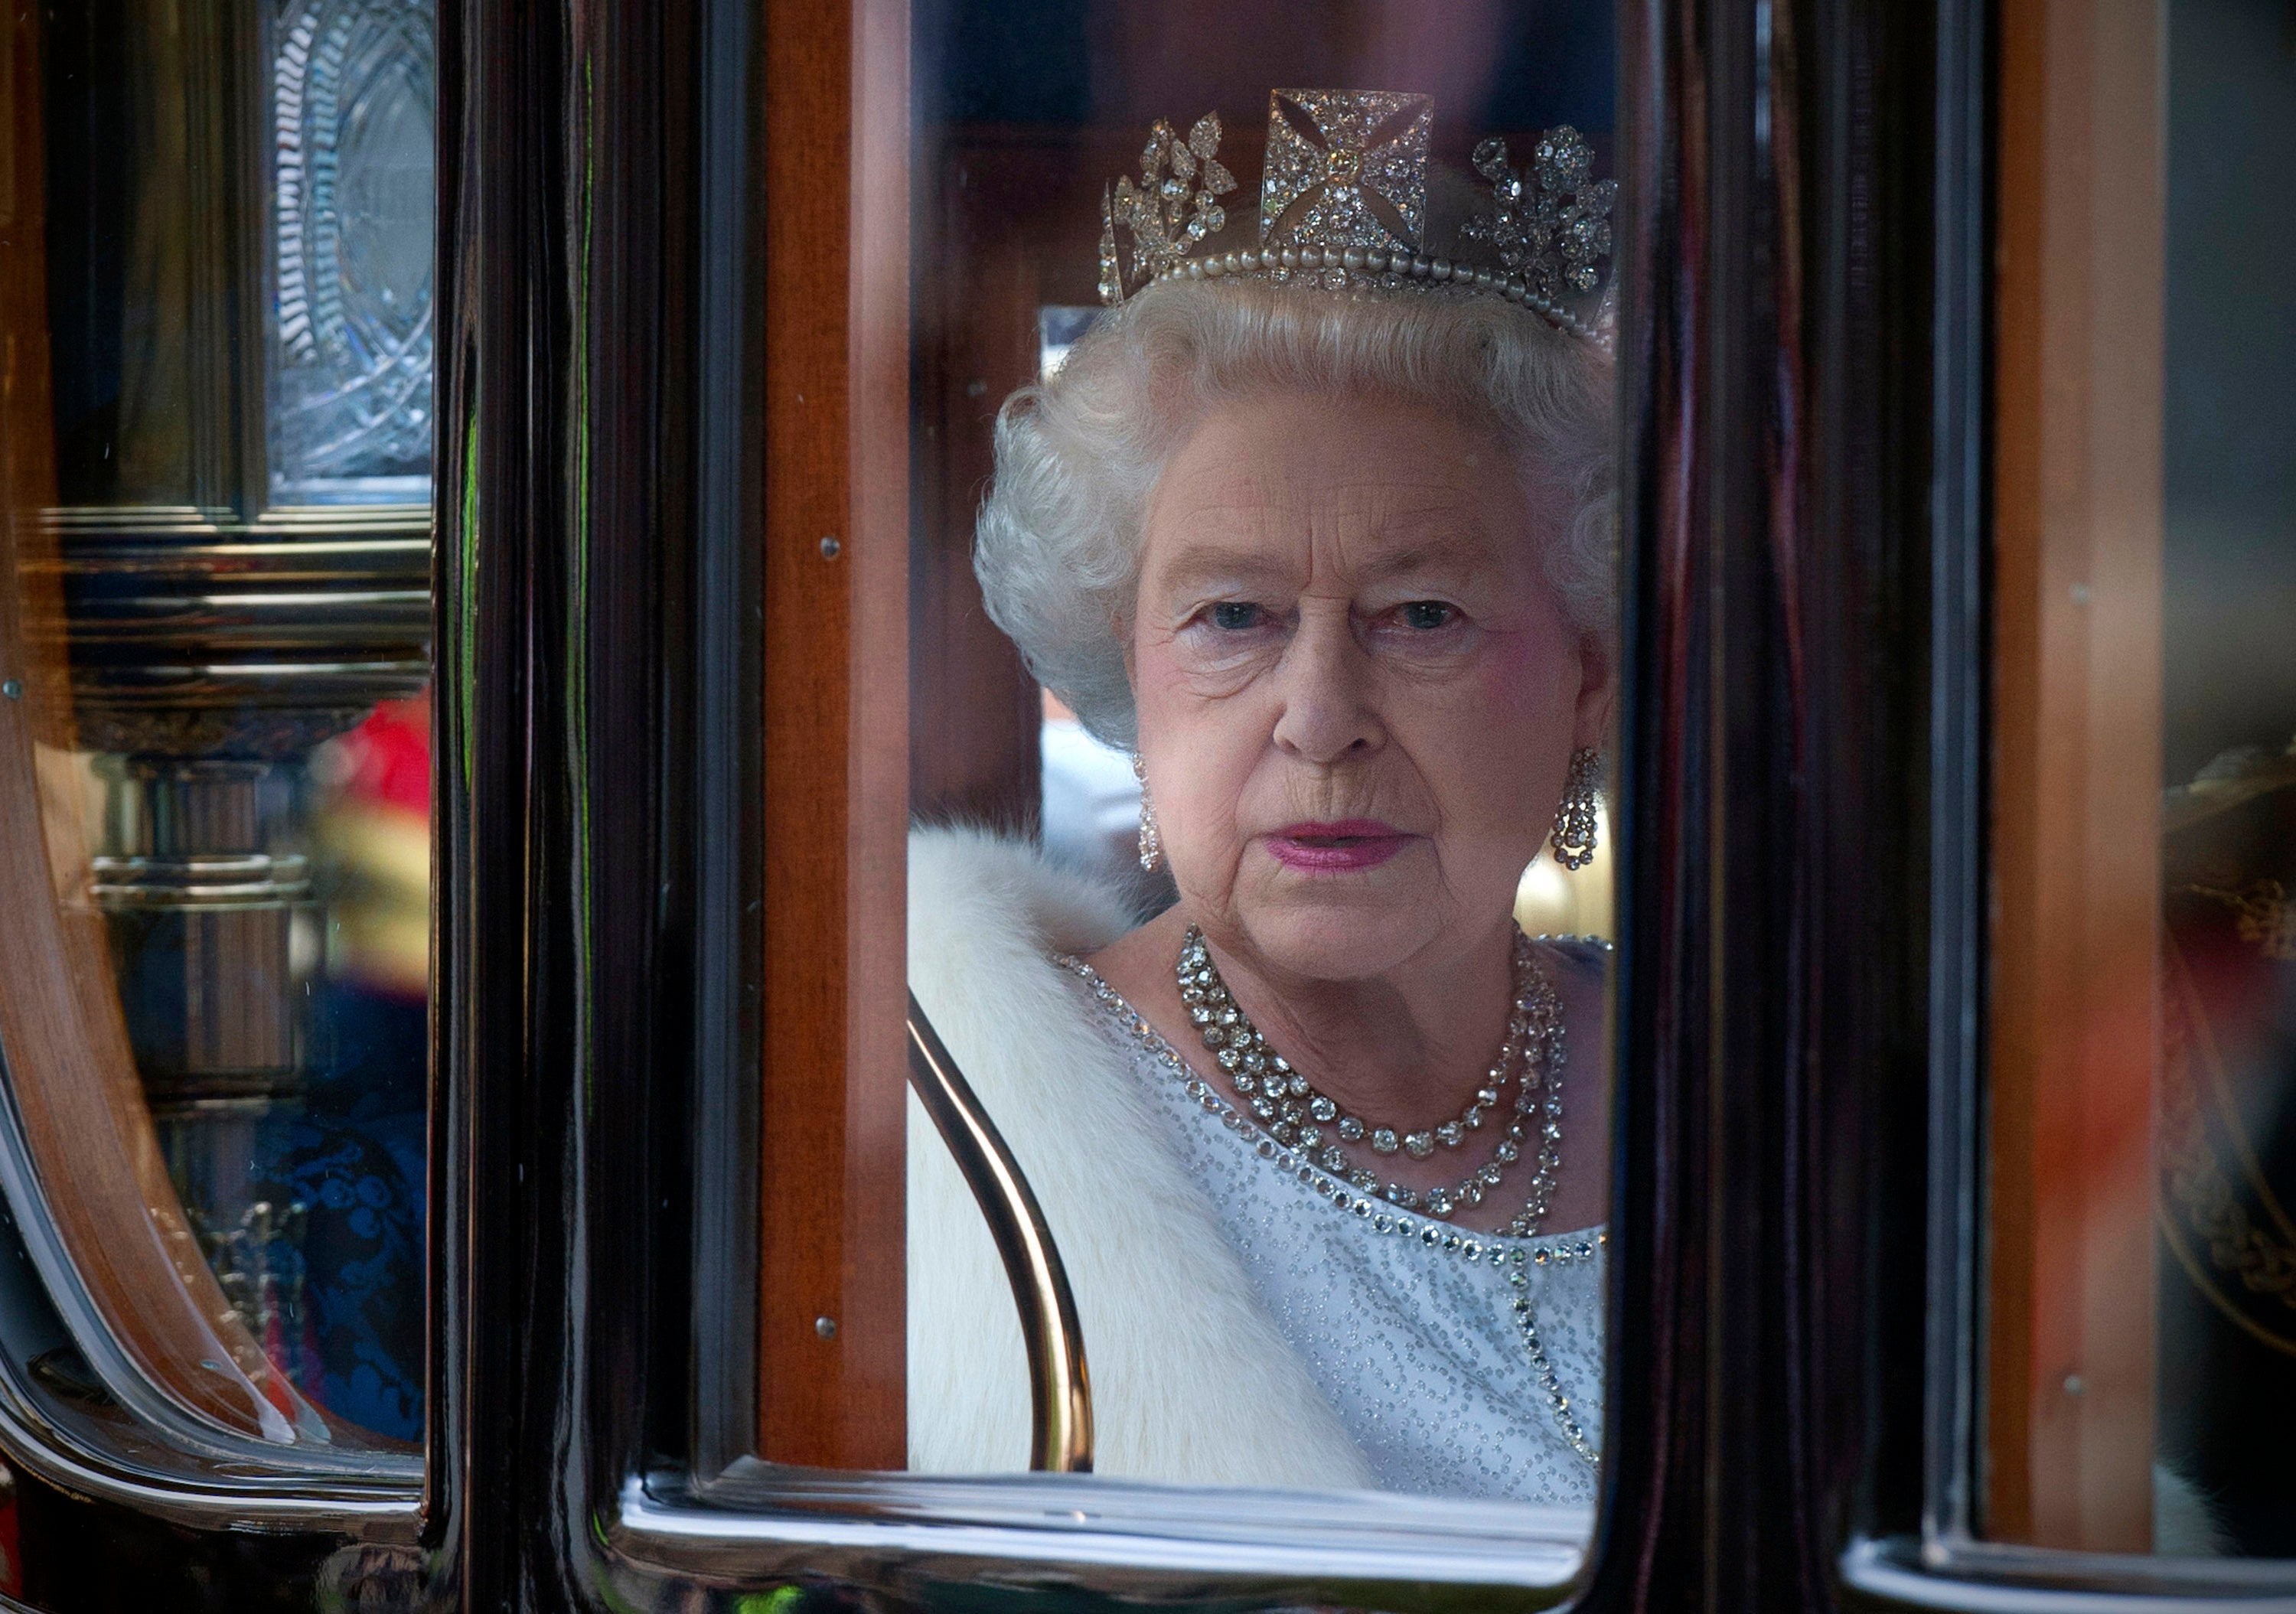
1572, 633, 1616, 751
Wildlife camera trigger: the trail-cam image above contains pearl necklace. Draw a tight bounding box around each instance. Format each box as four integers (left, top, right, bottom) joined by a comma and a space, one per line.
1176, 926, 1567, 1234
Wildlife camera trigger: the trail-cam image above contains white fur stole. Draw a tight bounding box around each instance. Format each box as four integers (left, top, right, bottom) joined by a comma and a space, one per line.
906, 825, 1371, 1488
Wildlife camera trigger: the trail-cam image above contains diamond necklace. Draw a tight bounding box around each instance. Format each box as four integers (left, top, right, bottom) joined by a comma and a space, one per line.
1176, 926, 1567, 1234
1069, 948, 1601, 1469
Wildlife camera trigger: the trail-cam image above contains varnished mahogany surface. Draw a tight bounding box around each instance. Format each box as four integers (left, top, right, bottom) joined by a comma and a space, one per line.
1985, 0, 2166, 1551
753, 0, 910, 1472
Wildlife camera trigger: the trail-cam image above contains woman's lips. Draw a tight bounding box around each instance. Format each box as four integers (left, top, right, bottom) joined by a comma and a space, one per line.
1264, 820, 1415, 872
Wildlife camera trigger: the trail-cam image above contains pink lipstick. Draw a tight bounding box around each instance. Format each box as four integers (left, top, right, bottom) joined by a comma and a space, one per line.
1264, 820, 1414, 873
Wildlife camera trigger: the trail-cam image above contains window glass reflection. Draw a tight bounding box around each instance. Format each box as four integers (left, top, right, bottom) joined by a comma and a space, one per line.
2153, 0, 2296, 1558
0, 0, 432, 1446
906, 0, 1617, 1505
1985, 0, 2296, 1557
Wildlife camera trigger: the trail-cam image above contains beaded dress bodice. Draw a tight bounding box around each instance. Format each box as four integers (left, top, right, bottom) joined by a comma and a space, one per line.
1064, 960, 1605, 1506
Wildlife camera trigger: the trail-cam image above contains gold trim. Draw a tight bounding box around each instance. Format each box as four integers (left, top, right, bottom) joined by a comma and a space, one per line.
2157, 1208, 2296, 1360
905, 994, 1094, 1472
2157, 941, 2296, 1354
2165, 750, 2296, 836
2183, 879, 2296, 963
2174, 938, 2296, 1249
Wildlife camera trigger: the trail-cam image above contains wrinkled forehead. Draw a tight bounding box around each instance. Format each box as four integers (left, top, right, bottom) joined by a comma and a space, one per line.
1141, 390, 1534, 585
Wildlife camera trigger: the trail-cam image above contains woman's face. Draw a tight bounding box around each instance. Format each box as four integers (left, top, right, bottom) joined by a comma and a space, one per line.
1130, 389, 1609, 985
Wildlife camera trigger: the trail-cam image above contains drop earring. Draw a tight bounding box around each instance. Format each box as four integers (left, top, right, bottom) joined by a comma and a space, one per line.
1133, 753, 1164, 872
1130, 753, 1166, 872
1549, 747, 1601, 871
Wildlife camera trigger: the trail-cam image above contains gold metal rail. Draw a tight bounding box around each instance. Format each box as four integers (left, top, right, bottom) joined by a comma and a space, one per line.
905, 993, 1094, 1472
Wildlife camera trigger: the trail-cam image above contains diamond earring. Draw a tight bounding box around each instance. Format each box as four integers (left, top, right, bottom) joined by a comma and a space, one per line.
1549, 747, 1601, 870
1133, 753, 1164, 873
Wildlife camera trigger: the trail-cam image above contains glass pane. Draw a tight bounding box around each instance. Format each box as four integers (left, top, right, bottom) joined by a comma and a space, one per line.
1984, 0, 2296, 1557
903, 0, 1619, 1518
269, 0, 437, 505
2153, 0, 2296, 1558
0, 0, 432, 1449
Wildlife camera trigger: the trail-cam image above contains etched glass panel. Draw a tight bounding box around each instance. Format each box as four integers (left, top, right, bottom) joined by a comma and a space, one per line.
269, 0, 436, 505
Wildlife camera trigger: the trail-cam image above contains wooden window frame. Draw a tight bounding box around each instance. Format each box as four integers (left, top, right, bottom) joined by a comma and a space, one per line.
749, 0, 912, 1472
1983, 0, 2166, 1554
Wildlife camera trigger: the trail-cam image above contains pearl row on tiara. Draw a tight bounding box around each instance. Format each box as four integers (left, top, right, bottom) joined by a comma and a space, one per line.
1099, 91, 1616, 348
1149, 241, 1601, 343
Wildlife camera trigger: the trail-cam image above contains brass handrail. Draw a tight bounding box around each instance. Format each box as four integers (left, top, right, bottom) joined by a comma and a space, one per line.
905, 993, 1094, 1472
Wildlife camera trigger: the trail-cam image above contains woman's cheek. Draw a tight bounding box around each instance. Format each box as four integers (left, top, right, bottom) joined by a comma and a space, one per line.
1473, 624, 1576, 727
1170, 765, 1254, 902
1130, 634, 1191, 722
1402, 630, 1544, 752
1437, 634, 1570, 830
1138, 682, 1257, 859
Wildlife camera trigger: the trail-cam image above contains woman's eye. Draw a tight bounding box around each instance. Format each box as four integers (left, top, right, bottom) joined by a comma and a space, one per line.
1209, 601, 1264, 631
1398, 600, 1457, 630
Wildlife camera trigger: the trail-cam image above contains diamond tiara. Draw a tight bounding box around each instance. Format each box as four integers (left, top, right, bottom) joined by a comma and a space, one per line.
1097, 89, 1617, 344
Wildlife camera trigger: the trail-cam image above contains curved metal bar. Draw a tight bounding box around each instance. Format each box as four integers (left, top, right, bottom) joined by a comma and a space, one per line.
905, 993, 1093, 1473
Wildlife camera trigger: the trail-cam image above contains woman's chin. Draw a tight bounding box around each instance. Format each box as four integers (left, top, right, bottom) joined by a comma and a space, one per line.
1231, 885, 1449, 983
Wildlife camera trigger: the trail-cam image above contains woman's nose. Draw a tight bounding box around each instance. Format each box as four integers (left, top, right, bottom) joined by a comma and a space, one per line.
1268, 611, 1383, 763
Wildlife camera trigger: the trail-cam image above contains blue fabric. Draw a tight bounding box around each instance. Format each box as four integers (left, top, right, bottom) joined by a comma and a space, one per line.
246, 982, 428, 1441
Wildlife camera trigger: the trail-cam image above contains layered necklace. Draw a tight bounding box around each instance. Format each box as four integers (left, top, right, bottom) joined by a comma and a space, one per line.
1176, 924, 1567, 1236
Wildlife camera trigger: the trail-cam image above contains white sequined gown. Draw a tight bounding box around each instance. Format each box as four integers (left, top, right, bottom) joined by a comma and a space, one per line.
1065, 960, 1606, 1508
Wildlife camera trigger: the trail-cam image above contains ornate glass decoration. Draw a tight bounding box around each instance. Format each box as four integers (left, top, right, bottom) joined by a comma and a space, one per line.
269, 0, 437, 504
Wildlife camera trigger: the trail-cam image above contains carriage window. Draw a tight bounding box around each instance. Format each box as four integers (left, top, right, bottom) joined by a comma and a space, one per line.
1985, 0, 2296, 1557
890, 0, 1620, 1522
0, 0, 432, 1452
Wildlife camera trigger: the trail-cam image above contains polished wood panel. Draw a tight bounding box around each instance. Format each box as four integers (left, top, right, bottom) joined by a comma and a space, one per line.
0, 0, 290, 1442
755, 0, 908, 1469
1986, 0, 2166, 1551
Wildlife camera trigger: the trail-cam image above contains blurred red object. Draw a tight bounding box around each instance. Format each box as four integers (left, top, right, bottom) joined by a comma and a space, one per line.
330, 694, 432, 816
314, 693, 432, 999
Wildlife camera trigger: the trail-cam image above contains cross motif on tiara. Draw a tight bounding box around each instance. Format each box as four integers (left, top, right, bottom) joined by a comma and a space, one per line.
1259, 90, 1433, 257
1088, 89, 1612, 341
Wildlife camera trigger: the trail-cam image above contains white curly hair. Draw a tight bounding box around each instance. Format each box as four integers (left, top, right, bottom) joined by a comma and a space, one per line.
974, 278, 1616, 749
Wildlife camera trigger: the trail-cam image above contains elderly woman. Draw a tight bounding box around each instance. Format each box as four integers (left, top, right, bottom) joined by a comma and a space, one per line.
908, 96, 1615, 1505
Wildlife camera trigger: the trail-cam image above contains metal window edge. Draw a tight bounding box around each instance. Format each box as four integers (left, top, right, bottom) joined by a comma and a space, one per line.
1841, 1536, 2296, 1611
0, 1050, 422, 1527
618, 1472, 1589, 1606
0, 1374, 418, 1538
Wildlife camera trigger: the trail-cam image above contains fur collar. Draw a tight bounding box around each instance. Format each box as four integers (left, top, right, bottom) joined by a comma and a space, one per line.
907, 825, 1371, 1486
